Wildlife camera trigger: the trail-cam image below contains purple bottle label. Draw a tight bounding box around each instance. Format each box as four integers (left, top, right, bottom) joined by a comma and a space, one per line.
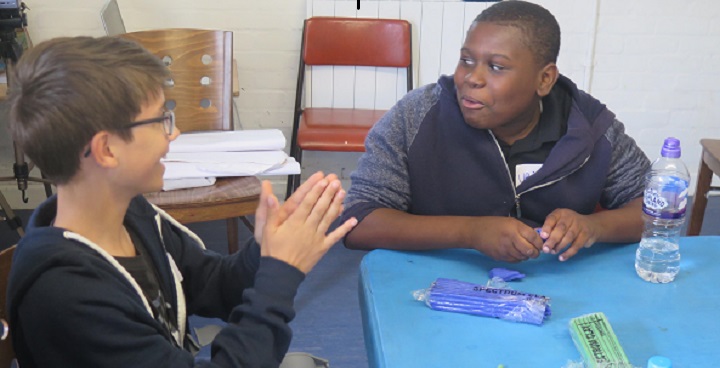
642, 184, 688, 219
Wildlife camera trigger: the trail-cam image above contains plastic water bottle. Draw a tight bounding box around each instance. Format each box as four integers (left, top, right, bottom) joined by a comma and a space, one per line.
635, 137, 690, 283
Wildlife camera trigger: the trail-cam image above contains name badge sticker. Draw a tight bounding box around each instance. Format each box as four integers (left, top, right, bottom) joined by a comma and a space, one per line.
515, 164, 543, 187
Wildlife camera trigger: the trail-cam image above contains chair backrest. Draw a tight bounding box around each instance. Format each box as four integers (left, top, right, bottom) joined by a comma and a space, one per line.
120, 29, 233, 132
298, 17, 413, 110
303, 17, 412, 68
0, 245, 16, 368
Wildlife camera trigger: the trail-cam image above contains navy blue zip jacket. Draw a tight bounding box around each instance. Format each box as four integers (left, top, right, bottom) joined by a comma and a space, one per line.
342, 74, 650, 228
7, 195, 304, 367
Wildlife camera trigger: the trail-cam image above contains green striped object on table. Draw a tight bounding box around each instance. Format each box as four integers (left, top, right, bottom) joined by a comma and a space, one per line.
568, 312, 632, 368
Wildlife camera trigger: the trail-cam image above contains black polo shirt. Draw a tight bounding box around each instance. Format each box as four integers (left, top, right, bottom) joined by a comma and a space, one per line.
497, 84, 572, 186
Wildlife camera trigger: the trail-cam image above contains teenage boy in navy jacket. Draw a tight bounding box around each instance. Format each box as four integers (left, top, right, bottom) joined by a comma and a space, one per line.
6, 36, 356, 367
341, 0, 649, 262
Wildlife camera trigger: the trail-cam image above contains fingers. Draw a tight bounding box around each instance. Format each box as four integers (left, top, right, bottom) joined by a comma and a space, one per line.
316, 185, 347, 234
306, 180, 342, 228
253, 180, 273, 241
254, 181, 269, 222
286, 171, 325, 210
507, 225, 543, 261
288, 177, 330, 223
263, 190, 281, 227
558, 232, 591, 262
325, 217, 358, 247
542, 222, 567, 254
543, 211, 598, 262
558, 243, 581, 262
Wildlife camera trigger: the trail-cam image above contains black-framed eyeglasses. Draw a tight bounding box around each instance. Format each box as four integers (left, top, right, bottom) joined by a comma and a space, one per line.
84, 111, 175, 157
127, 110, 175, 136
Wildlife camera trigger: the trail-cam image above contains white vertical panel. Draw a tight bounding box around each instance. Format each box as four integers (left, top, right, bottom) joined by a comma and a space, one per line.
332, 66, 356, 108
309, 0, 335, 16
439, 2, 466, 77
355, 1, 379, 109
378, 1, 406, 103
418, 2, 444, 87
307, 1, 336, 108
332, 1, 358, 108
310, 66, 335, 108
356, 0, 378, 18
375, 67, 400, 110
334, 1, 357, 17
378, 1, 400, 19
463, 2, 488, 32
400, 2, 422, 89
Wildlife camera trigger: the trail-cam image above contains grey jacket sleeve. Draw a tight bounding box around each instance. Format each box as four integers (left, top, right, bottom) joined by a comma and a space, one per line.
600, 119, 651, 209
340, 85, 436, 224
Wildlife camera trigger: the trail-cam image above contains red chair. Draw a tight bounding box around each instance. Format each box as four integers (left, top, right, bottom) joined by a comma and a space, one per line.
285, 17, 413, 199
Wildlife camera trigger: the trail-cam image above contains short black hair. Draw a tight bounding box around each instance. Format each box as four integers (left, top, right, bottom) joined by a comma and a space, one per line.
475, 0, 560, 65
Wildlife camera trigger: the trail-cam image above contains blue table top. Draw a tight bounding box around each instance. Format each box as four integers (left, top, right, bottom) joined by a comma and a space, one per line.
359, 236, 720, 368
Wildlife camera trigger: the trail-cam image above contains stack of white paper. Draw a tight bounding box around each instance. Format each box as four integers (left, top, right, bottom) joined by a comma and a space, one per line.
162, 129, 300, 191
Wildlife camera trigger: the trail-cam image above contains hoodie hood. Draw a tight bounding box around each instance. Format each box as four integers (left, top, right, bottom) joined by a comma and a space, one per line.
6, 195, 190, 351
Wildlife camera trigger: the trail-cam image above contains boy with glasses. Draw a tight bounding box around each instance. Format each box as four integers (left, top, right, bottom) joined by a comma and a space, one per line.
6, 36, 356, 367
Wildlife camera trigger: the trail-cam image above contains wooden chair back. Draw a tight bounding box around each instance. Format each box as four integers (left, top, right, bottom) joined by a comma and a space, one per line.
120, 29, 259, 254
120, 28, 233, 132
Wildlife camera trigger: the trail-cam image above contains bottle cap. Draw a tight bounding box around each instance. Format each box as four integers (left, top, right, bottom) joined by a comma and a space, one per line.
647, 355, 672, 368
660, 137, 681, 158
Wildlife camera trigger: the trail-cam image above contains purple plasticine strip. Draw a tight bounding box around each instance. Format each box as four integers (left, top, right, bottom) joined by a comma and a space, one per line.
422, 278, 551, 325
535, 228, 549, 241
488, 268, 526, 281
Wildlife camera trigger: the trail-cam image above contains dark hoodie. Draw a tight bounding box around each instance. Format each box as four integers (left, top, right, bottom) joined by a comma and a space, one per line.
7, 195, 304, 367
342, 74, 650, 228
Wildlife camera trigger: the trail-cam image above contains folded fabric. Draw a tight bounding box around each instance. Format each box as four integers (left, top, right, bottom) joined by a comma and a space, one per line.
414, 278, 551, 325
163, 177, 216, 191
168, 129, 286, 153
162, 151, 297, 179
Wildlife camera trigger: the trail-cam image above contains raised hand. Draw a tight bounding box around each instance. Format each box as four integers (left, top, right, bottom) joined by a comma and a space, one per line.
259, 175, 357, 274
254, 171, 337, 244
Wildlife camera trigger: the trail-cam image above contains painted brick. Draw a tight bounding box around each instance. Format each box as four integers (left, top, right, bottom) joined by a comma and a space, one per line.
4, 0, 720, 206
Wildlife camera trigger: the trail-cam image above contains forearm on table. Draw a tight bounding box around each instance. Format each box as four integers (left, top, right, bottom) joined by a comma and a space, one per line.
344, 208, 482, 251
590, 197, 644, 243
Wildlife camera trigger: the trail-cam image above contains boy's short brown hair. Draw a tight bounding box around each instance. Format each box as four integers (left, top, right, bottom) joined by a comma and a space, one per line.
7, 36, 170, 184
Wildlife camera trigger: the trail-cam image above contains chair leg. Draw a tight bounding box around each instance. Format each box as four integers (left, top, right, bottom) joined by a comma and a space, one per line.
285, 149, 303, 200
41, 172, 53, 198
285, 175, 297, 200
687, 156, 712, 235
240, 216, 254, 233
0, 190, 24, 237
226, 217, 239, 254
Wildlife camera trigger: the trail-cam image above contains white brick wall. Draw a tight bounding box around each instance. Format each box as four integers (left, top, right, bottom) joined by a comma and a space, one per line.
2, 0, 720, 210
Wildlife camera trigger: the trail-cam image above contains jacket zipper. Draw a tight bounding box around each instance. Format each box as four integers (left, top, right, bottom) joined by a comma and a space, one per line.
488, 131, 592, 218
